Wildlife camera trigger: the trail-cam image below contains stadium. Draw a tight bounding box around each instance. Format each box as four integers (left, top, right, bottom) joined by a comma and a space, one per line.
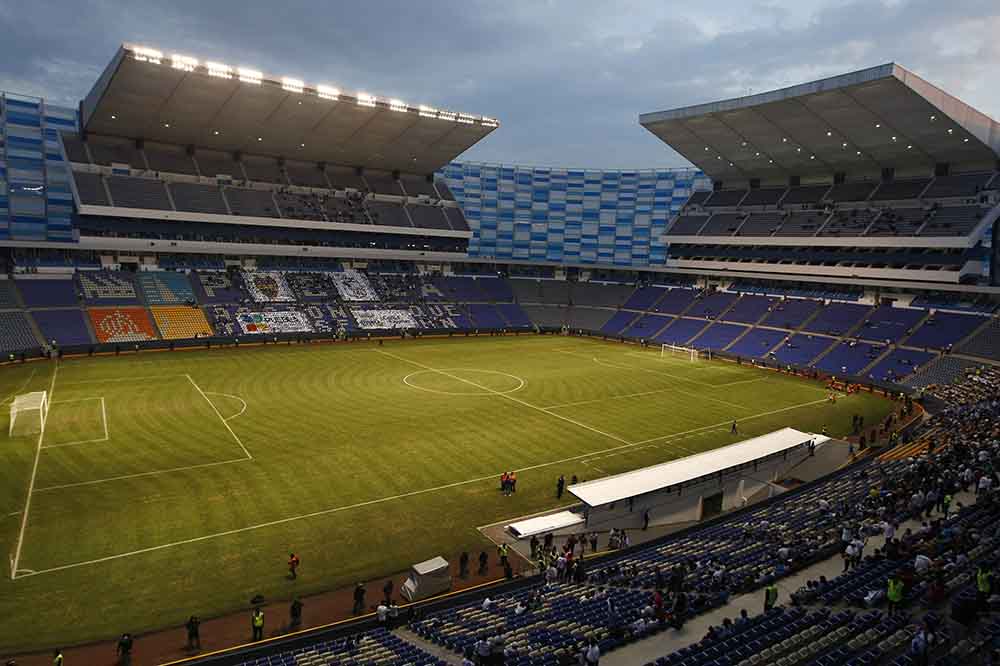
0, 35, 998, 666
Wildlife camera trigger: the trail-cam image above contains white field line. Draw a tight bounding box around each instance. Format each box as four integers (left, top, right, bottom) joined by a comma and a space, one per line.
55, 373, 188, 386
41, 397, 110, 450
540, 385, 685, 410
186, 375, 253, 460
204, 392, 248, 421
10, 361, 57, 580
33, 457, 253, 493
16, 390, 836, 578
0, 367, 38, 405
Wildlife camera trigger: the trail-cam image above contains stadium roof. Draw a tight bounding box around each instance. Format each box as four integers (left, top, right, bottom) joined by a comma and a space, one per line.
640, 64, 1000, 182
567, 428, 820, 507
81, 44, 499, 175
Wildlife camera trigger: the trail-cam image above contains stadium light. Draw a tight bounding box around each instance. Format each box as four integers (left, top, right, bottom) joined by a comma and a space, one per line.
171, 54, 198, 72
457, 113, 476, 124
239, 68, 263, 85
389, 99, 408, 113
418, 105, 438, 118
356, 92, 376, 108
282, 77, 304, 93
963, 138, 970, 143
946, 128, 954, 134
438, 111, 457, 122
826, 131, 832, 137
133, 47, 163, 64
207, 62, 232, 79
481, 116, 499, 127
874, 123, 881, 128
317, 85, 340, 101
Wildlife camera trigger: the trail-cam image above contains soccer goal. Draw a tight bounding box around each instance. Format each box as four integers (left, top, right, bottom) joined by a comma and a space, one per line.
660, 344, 711, 362
9, 391, 49, 437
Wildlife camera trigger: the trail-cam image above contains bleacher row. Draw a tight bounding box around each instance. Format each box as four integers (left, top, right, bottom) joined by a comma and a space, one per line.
1, 274, 999, 384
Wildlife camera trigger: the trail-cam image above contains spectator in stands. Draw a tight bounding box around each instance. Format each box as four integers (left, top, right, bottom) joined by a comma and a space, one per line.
763, 582, 778, 612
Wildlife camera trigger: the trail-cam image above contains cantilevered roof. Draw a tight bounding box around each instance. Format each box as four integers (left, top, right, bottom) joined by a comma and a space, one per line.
81, 44, 499, 175
567, 428, 820, 507
640, 64, 1000, 182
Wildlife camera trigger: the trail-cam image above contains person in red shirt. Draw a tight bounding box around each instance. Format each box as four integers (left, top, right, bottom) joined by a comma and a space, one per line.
288, 553, 300, 580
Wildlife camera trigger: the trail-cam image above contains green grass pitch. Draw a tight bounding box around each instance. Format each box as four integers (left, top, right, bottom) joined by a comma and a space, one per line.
0, 335, 893, 651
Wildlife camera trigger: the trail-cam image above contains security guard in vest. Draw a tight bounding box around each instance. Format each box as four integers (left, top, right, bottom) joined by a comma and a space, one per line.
251, 607, 264, 641
52, 650, 64, 666
977, 564, 993, 609
887, 575, 904, 616
763, 583, 778, 613
498, 543, 509, 568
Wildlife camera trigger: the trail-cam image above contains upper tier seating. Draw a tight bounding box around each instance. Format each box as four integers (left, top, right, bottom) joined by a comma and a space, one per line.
704, 189, 746, 207
241, 156, 285, 184
87, 136, 142, 168
194, 151, 242, 180
920, 205, 988, 236
192, 272, 244, 304
60, 133, 90, 163
758, 298, 822, 329
31, 309, 92, 346
284, 162, 330, 189
865, 348, 935, 382
169, 183, 229, 215
570, 282, 634, 308
771, 333, 835, 366
88, 307, 159, 343
443, 206, 470, 231
781, 184, 831, 205
667, 215, 709, 235
904, 311, 984, 350
723, 294, 777, 324
274, 191, 326, 221
78, 272, 138, 304
856, 305, 926, 343
870, 178, 931, 201
690, 322, 747, 350
726, 328, 785, 357
955, 316, 1000, 361
324, 195, 371, 225
773, 211, 827, 236
364, 170, 404, 196
623, 286, 667, 310
921, 171, 995, 198
407, 205, 451, 230
366, 202, 412, 227
106, 176, 173, 210
801, 302, 871, 336
400, 175, 438, 198
0, 311, 41, 353
824, 181, 876, 202
699, 213, 746, 236
818, 208, 878, 236
433, 179, 456, 201
866, 207, 927, 236
150, 306, 214, 339
224, 187, 279, 218
144, 142, 197, 175
814, 340, 884, 375
16, 279, 78, 308
136, 272, 196, 305
740, 187, 786, 206
328, 166, 368, 191
736, 212, 783, 236
72, 171, 110, 206
601, 311, 639, 335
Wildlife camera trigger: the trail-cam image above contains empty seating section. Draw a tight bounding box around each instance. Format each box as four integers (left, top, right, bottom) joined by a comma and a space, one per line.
60, 133, 90, 163
564, 307, 613, 331
443, 207, 470, 231
722, 294, 775, 324
424, 277, 482, 302
539, 281, 571, 304
151, 306, 214, 339
686, 291, 737, 319
773, 211, 827, 236
31, 309, 91, 346
73, 171, 110, 206
815, 341, 884, 375
144, 143, 197, 175
136, 273, 195, 305
193, 272, 244, 303
601, 311, 638, 335
922, 171, 995, 198
819, 208, 878, 236
956, 317, 1000, 360
870, 178, 931, 200
284, 162, 330, 189
241, 157, 285, 184
667, 214, 709, 235
433, 179, 456, 200
802, 302, 870, 335
476, 278, 514, 302
0, 312, 40, 352
904, 311, 983, 349
622, 286, 666, 310
571, 282, 633, 307
771, 333, 834, 366
856, 305, 926, 343
920, 205, 987, 236
237, 627, 445, 666
364, 170, 403, 196
699, 213, 745, 236
328, 166, 368, 191
866, 207, 926, 236
224, 187, 279, 218
169, 182, 229, 215
737, 213, 783, 236
407, 205, 451, 230
274, 191, 326, 221
86, 136, 142, 168
825, 181, 876, 202
651, 289, 697, 314
0, 281, 20, 308
78, 272, 138, 304
510, 279, 542, 303
726, 328, 785, 357
497, 303, 533, 327
324, 196, 370, 224
690, 322, 746, 350
704, 189, 746, 207
401, 176, 438, 198
781, 184, 830, 205
16, 279, 77, 307
624, 314, 672, 339
655, 317, 707, 344
865, 348, 935, 382
195, 151, 241, 179
523, 305, 566, 328
758, 298, 821, 329
468, 303, 506, 328
106, 176, 173, 210
366, 202, 412, 227
739, 187, 786, 206
88, 307, 159, 343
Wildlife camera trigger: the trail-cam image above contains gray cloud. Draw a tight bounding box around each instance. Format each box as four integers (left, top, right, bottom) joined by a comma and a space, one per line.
0, 0, 996, 169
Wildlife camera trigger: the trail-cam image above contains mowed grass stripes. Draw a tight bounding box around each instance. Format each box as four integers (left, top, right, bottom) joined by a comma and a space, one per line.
0, 335, 893, 651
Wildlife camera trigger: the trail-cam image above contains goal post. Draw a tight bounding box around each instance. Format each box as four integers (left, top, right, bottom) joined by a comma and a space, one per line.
659, 344, 712, 362
9, 391, 49, 437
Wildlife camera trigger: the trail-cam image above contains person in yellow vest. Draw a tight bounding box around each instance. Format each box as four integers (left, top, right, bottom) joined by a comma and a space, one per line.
498, 543, 509, 569
52, 650, 64, 666
251, 607, 264, 641
887, 574, 904, 617
977, 564, 993, 610
763, 583, 778, 613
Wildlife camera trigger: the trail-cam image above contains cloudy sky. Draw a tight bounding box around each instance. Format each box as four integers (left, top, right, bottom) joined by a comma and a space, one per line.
1, 0, 997, 169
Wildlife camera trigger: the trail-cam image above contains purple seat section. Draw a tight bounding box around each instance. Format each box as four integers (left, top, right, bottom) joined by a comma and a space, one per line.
723, 295, 776, 324
771, 334, 835, 366
726, 329, 786, 358
760, 299, 822, 330
856, 306, 927, 343
468, 304, 506, 328
814, 341, 885, 375
601, 311, 639, 335
655, 318, 708, 345
32, 309, 93, 346
17, 279, 79, 307
866, 349, 936, 383
903, 312, 983, 350
651, 289, 698, 315
497, 303, 532, 327
802, 303, 872, 336
623, 286, 668, 310
690, 323, 747, 350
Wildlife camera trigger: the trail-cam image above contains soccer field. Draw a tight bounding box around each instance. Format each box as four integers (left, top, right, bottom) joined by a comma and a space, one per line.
0, 335, 893, 651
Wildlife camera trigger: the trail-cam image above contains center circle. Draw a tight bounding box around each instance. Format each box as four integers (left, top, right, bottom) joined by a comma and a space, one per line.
402, 368, 526, 396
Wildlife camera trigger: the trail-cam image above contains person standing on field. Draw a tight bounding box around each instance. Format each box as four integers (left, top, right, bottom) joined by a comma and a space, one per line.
251, 607, 264, 641
556, 475, 566, 499
185, 616, 201, 650
383, 578, 394, 605
116, 633, 133, 666
52, 651, 63, 666
288, 553, 300, 580
353, 582, 366, 615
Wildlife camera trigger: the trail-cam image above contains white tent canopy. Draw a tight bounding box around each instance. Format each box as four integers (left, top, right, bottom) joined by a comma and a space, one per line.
567, 428, 824, 508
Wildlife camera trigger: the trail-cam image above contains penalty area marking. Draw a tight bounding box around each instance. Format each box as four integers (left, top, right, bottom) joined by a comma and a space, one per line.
40, 397, 109, 450
203, 392, 248, 421
402, 368, 526, 396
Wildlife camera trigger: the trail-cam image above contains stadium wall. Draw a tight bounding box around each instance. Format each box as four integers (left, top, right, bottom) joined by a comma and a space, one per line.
0, 92, 78, 242
441, 161, 710, 267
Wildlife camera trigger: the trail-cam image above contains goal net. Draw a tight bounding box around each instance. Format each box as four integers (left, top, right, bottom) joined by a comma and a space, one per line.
9, 391, 48, 437
660, 344, 712, 362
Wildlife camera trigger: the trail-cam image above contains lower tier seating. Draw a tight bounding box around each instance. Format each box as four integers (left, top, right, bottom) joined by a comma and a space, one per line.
0, 311, 41, 353
31, 309, 92, 346
151, 306, 215, 339
88, 307, 159, 343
